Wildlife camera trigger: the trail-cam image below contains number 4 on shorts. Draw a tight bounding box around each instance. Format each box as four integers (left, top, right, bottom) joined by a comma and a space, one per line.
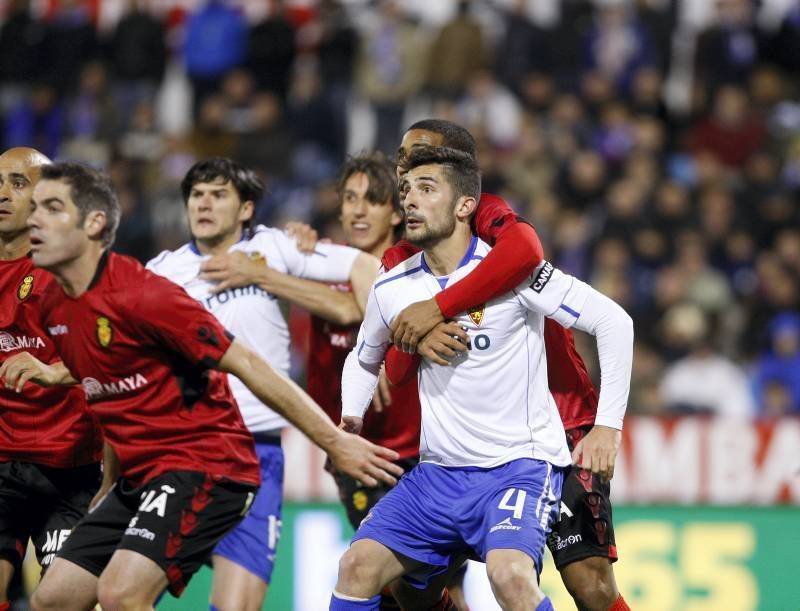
498, 488, 527, 519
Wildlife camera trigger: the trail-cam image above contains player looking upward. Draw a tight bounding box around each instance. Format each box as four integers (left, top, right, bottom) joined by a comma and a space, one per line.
385, 120, 631, 611
331, 145, 633, 610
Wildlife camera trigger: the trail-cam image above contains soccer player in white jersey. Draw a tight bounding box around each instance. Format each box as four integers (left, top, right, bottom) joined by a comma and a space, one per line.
146, 157, 381, 611
330, 146, 633, 611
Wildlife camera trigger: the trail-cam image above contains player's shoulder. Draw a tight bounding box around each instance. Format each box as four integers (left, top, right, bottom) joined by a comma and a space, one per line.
374, 251, 425, 293
145, 243, 195, 272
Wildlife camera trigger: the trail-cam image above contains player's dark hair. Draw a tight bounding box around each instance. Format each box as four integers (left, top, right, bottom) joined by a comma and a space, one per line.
405, 119, 477, 158
181, 157, 264, 204
40, 163, 120, 249
404, 146, 481, 202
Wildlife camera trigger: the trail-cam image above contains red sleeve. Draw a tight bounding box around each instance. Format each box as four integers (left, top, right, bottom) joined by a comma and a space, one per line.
384, 346, 419, 386
136, 273, 234, 367
472, 193, 528, 244
381, 240, 421, 271
436, 218, 544, 319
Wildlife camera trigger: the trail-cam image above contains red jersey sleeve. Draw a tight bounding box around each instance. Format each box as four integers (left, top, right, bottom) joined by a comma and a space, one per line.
135, 273, 233, 368
384, 346, 419, 386
381, 240, 421, 271
435, 194, 545, 318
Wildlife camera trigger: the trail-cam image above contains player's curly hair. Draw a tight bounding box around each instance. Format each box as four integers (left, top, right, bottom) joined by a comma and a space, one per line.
40, 162, 120, 249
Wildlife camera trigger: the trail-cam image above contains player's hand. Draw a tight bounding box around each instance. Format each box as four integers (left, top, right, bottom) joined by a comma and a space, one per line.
371, 366, 392, 413
571, 425, 622, 482
390, 298, 445, 353
285, 221, 326, 254
417, 322, 469, 366
200, 251, 267, 293
329, 428, 403, 487
0, 352, 64, 392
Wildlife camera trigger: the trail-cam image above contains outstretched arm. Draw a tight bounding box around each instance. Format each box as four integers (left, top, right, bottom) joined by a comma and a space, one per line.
219, 339, 402, 486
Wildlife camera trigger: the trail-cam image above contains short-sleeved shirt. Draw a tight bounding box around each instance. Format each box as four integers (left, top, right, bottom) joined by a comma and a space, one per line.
147, 225, 361, 432
306, 281, 421, 460
0, 256, 101, 467
382, 193, 598, 431
38, 252, 259, 487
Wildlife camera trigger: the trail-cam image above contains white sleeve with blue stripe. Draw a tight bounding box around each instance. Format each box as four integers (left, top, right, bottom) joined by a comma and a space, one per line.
517, 261, 634, 431
341, 287, 391, 420
515, 261, 591, 326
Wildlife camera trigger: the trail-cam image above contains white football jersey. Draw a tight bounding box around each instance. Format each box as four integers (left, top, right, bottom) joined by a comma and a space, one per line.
147, 225, 360, 432
355, 237, 577, 469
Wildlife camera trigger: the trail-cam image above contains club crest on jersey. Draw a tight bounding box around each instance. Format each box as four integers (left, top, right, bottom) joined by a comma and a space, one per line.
96, 316, 113, 348
17, 274, 33, 300
248, 252, 266, 265
352, 490, 368, 512
468, 305, 485, 327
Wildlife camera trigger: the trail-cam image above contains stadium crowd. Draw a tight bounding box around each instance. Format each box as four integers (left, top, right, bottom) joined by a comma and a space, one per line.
0, 0, 798, 418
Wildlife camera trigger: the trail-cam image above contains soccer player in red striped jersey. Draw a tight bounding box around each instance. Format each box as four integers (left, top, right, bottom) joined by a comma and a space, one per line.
384, 120, 630, 611
0, 162, 403, 611
0, 148, 103, 611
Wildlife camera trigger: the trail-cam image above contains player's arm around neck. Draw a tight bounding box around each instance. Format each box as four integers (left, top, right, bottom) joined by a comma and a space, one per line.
218, 339, 402, 486
258, 267, 364, 326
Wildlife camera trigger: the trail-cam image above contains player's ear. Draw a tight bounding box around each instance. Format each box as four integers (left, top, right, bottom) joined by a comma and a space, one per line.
239, 200, 255, 223
84, 209, 107, 242
455, 196, 477, 222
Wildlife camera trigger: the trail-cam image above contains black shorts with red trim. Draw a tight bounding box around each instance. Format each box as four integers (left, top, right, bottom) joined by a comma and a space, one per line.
546, 427, 618, 570
57, 470, 257, 597
333, 458, 419, 531
0, 461, 101, 574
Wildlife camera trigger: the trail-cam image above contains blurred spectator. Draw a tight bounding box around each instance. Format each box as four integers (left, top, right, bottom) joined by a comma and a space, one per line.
183, 0, 248, 111
658, 303, 756, 417
581, 0, 657, 94
60, 61, 116, 165
694, 0, 762, 99
495, 1, 556, 97
4, 84, 64, 158
355, 1, 427, 154
288, 57, 343, 175
106, 0, 167, 126
246, 0, 296, 101
0, 0, 46, 108
41, 0, 99, 94
425, 0, 487, 98
296, 0, 358, 157
753, 312, 800, 415
458, 70, 522, 149
186, 95, 238, 159
686, 85, 766, 168
763, 1, 800, 73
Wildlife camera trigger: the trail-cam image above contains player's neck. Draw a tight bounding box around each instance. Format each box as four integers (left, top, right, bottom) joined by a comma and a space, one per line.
0, 229, 31, 261
194, 228, 243, 257
53, 244, 105, 298
369, 233, 396, 259
423, 227, 472, 276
